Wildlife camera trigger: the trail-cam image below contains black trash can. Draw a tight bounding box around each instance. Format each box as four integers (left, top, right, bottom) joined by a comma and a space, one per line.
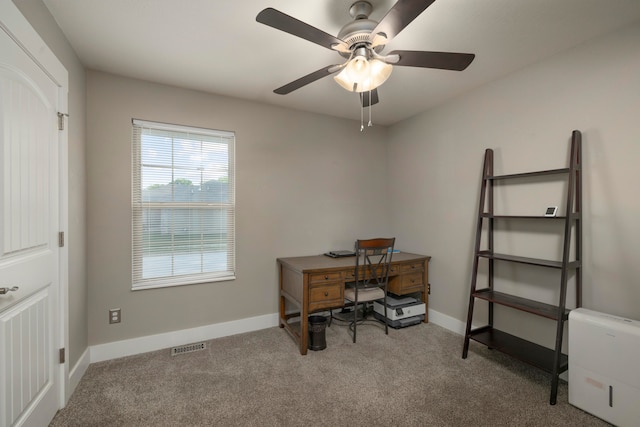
308, 315, 327, 351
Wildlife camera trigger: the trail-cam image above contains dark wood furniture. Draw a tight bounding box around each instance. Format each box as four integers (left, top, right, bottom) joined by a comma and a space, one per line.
278, 252, 431, 355
462, 130, 583, 405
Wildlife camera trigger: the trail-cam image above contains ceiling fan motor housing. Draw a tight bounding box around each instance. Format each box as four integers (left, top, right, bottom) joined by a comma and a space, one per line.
337, 1, 384, 57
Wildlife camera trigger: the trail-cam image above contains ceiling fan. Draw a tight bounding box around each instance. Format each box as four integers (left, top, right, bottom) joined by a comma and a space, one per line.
256, 0, 475, 107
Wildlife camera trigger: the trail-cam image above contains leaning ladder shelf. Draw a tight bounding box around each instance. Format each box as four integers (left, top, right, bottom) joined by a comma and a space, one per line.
462, 130, 582, 405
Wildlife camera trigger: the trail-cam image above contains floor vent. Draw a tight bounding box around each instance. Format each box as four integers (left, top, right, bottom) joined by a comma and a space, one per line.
171, 342, 206, 356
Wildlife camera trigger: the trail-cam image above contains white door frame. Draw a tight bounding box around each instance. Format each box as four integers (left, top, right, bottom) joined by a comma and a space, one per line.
0, 0, 69, 406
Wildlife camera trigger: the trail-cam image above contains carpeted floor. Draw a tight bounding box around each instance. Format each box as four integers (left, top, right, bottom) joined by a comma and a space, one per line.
50, 321, 609, 426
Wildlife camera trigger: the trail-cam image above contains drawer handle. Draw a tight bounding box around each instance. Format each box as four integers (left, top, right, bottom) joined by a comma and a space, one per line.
324, 291, 329, 297
324, 275, 329, 280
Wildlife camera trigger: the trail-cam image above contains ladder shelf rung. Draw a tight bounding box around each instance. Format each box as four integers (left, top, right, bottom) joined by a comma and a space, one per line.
477, 251, 580, 269
488, 168, 570, 180
480, 214, 568, 219
473, 289, 569, 320
468, 327, 568, 374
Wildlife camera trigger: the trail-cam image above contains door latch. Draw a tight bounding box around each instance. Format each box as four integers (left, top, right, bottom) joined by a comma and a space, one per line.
0, 286, 19, 295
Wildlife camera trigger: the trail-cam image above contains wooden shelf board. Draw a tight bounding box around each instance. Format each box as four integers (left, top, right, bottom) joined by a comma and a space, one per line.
477, 252, 582, 269
468, 327, 568, 374
473, 289, 569, 320
480, 214, 568, 220
477, 251, 563, 268
488, 168, 570, 180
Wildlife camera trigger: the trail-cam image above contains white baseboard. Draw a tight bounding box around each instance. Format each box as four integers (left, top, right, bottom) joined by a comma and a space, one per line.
87, 309, 461, 364
90, 313, 279, 363
428, 308, 467, 335
68, 347, 90, 397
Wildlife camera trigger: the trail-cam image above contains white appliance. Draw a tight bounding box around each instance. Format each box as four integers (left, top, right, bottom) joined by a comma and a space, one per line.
569, 308, 640, 427
373, 295, 425, 321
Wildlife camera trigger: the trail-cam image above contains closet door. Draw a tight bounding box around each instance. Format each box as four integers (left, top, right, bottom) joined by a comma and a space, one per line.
0, 14, 62, 427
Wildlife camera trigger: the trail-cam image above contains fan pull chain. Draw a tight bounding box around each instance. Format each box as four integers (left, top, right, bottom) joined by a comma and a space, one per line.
368, 90, 372, 127
360, 100, 364, 131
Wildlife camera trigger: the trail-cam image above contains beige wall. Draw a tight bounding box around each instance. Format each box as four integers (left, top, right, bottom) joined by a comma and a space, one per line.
86, 71, 390, 345
14, 0, 88, 368
388, 22, 640, 348
16, 0, 640, 355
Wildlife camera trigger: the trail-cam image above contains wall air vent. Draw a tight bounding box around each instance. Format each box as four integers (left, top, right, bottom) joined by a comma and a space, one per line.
170, 342, 206, 356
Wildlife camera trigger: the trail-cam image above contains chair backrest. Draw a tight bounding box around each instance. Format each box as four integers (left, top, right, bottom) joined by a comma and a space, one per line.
354, 238, 396, 288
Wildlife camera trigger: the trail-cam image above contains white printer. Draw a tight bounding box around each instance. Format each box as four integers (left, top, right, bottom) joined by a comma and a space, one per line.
373, 294, 425, 328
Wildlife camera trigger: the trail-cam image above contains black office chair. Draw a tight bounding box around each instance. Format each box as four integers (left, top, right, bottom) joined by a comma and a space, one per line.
344, 237, 395, 343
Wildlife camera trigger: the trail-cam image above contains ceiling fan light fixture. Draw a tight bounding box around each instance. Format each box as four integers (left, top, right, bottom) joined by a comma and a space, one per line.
333, 50, 393, 93
333, 67, 357, 91
345, 54, 370, 81
368, 58, 393, 87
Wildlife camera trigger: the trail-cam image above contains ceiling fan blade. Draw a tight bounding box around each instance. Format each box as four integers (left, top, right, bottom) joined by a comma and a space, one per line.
257, 8, 347, 51
389, 50, 475, 71
360, 89, 380, 107
370, 0, 436, 46
274, 65, 341, 95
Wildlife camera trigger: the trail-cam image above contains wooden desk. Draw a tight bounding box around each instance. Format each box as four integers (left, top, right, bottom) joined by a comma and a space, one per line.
277, 252, 431, 355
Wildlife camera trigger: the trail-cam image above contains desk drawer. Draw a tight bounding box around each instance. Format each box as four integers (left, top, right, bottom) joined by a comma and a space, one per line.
401, 272, 423, 290
309, 283, 343, 311
401, 263, 423, 273
346, 266, 394, 281
310, 271, 343, 284
388, 265, 400, 276
388, 271, 424, 295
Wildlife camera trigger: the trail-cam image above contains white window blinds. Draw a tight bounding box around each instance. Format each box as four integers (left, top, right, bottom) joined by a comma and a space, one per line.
131, 119, 235, 290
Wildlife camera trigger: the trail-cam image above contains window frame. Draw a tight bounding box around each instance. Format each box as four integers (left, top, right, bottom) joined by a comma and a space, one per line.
131, 119, 236, 290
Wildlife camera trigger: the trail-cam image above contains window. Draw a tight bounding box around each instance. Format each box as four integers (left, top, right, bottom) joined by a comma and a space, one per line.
131, 119, 235, 290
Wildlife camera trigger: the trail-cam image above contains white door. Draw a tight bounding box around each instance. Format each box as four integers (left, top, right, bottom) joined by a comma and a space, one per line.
0, 12, 63, 427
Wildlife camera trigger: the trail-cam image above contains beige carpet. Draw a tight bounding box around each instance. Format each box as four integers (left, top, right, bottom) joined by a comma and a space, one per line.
50, 321, 609, 426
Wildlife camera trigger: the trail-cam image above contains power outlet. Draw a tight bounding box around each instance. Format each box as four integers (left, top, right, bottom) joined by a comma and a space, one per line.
109, 308, 121, 324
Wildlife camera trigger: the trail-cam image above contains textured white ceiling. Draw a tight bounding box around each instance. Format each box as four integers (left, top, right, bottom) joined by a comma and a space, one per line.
43, 0, 640, 125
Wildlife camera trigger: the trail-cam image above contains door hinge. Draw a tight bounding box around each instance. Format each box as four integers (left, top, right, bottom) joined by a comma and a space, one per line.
59, 348, 65, 364
57, 112, 68, 131
58, 231, 65, 247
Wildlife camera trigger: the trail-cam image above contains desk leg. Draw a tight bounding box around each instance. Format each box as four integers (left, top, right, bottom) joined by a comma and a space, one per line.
422, 261, 429, 323
279, 296, 286, 329
278, 265, 285, 329
299, 275, 310, 355
279, 264, 309, 355
421, 290, 429, 323
299, 312, 308, 355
